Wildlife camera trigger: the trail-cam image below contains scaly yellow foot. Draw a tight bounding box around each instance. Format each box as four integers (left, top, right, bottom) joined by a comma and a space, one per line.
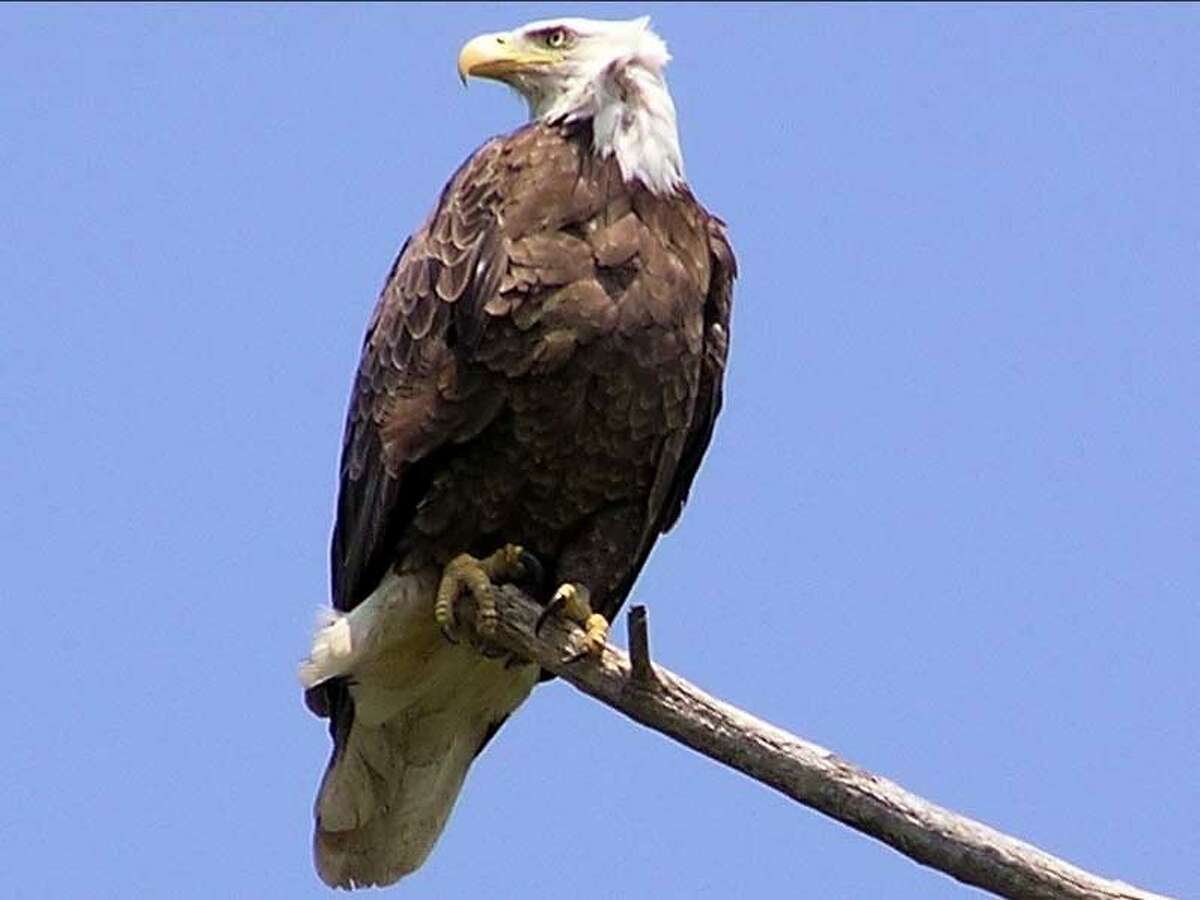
435, 544, 526, 643
535, 582, 610, 662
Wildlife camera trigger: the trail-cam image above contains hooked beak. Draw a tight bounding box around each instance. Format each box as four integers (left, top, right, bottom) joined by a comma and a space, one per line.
457, 31, 552, 85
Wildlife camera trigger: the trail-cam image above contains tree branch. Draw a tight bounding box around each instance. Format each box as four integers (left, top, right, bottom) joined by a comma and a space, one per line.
481, 586, 1170, 900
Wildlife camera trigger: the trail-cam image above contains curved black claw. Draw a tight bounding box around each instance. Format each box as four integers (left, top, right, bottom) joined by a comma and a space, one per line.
439, 623, 460, 645
561, 646, 590, 666
512, 549, 547, 598
534, 593, 566, 636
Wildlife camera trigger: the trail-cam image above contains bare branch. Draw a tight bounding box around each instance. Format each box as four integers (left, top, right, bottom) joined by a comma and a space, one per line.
482, 585, 1170, 900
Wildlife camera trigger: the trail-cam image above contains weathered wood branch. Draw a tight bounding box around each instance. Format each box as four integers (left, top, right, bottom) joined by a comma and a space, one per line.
480, 586, 1170, 900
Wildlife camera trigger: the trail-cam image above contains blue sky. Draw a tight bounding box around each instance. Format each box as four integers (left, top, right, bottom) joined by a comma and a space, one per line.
2, 3, 1196, 898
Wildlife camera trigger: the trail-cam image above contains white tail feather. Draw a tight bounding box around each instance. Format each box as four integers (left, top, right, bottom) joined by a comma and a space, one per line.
303, 569, 540, 887
298, 608, 354, 688
313, 712, 488, 887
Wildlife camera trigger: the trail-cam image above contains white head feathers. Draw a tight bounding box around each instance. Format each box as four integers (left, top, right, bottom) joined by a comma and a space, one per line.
458, 17, 685, 195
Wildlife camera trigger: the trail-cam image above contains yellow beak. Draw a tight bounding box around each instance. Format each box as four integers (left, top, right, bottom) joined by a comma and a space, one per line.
457, 32, 549, 84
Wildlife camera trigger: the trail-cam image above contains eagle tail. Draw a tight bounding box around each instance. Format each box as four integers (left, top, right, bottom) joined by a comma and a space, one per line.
312, 705, 488, 889
301, 570, 538, 889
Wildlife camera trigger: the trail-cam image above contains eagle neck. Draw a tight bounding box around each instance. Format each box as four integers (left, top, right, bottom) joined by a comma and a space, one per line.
542, 60, 684, 196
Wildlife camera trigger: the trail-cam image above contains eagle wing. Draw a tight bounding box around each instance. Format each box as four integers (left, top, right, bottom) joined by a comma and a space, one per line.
658, 214, 736, 532
609, 209, 737, 612
331, 140, 509, 613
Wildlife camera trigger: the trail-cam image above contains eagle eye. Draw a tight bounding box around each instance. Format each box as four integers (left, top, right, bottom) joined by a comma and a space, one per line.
541, 27, 573, 49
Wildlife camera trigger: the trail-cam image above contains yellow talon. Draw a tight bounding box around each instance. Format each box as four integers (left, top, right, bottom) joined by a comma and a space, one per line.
552, 583, 591, 621
540, 582, 609, 660
435, 544, 525, 642
580, 612, 610, 657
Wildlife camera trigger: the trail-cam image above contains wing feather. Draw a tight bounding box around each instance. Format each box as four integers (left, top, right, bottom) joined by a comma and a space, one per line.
658, 213, 736, 532
330, 140, 510, 612
606, 208, 736, 614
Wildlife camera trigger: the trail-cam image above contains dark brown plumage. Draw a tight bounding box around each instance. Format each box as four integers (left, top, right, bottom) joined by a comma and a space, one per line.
331, 118, 734, 624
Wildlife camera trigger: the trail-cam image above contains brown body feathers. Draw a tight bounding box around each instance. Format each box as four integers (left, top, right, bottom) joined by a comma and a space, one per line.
331, 119, 735, 622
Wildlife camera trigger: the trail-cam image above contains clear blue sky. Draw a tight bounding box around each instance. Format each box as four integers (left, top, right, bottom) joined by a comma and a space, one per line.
2, 4, 1196, 898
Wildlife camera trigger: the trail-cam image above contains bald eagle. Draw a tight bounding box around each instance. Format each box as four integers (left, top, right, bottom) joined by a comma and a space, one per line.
299, 16, 736, 888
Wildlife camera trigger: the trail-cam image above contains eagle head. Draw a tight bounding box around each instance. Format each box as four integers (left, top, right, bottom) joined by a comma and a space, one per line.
457, 16, 683, 194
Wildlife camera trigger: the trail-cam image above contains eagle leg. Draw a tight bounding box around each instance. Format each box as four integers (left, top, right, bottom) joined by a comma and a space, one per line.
535, 582, 610, 662
435, 544, 527, 644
